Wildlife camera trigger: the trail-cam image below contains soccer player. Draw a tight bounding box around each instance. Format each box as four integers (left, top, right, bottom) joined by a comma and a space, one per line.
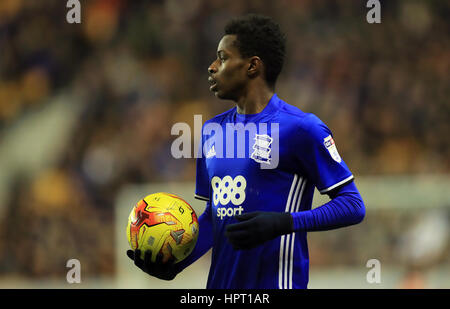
127, 14, 365, 289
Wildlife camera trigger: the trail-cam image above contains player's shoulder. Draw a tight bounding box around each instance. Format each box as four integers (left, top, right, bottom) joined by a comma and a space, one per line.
277, 98, 327, 134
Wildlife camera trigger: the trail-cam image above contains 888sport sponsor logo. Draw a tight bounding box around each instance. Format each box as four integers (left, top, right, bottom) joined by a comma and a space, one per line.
211, 175, 246, 219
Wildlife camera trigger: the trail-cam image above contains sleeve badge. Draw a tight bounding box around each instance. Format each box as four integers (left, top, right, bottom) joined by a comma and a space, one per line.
323, 135, 342, 163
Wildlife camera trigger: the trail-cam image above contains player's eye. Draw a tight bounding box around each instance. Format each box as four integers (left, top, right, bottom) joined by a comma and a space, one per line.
217, 54, 226, 62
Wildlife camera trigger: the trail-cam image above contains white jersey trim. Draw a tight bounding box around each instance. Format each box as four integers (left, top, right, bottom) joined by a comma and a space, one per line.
319, 175, 354, 194
279, 174, 306, 289
194, 194, 210, 201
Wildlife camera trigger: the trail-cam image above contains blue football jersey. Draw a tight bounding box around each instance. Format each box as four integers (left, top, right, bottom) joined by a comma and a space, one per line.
194, 94, 354, 289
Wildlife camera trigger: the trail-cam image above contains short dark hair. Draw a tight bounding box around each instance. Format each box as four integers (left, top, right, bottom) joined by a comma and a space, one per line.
224, 14, 286, 88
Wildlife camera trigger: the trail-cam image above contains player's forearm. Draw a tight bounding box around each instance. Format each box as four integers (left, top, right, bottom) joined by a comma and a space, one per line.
174, 204, 214, 272
291, 181, 365, 232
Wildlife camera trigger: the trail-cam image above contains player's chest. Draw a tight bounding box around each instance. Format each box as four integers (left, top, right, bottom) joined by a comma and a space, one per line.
203, 122, 295, 176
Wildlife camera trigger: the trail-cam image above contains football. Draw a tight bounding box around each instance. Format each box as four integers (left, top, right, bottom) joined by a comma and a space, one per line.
126, 192, 199, 263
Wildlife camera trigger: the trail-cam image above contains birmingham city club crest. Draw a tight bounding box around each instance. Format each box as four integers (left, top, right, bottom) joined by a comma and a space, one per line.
251, 134, 272, 164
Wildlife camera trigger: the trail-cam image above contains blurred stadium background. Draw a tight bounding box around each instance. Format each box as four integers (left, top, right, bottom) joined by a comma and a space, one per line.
0, 0, 448, 289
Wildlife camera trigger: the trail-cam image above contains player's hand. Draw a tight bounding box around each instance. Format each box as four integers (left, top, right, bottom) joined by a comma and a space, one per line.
126, 249, 179, 280
225, 211, 293, 250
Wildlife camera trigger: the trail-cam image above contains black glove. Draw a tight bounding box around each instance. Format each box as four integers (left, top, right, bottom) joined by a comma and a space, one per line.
225, 211, 293, 250
126, 249, 179, 280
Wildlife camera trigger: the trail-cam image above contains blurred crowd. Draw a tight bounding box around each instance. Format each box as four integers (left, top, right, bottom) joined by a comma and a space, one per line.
0, 0, 448, 279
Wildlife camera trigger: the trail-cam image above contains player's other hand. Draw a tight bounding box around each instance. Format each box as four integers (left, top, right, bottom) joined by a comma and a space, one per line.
225, 211, 293, 250
126, 249, 179, 280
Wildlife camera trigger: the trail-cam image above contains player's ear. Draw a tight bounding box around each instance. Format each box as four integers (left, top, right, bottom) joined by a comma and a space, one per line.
247, 56, 262, 78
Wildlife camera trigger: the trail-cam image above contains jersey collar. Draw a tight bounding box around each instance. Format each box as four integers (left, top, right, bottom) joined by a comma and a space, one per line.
234, 93, 280, 123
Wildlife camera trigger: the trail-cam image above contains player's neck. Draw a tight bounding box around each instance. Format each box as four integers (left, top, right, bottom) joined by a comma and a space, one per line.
235, 84, 274, 115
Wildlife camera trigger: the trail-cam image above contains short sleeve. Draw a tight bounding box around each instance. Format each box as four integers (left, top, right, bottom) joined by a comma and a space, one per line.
296, 115, 354, 194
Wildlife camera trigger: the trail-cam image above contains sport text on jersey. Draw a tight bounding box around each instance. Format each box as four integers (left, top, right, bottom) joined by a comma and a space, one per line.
212, 175, 246, 219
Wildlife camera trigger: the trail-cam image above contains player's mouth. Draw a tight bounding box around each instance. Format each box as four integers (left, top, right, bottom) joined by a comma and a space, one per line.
208, 77, 218, 91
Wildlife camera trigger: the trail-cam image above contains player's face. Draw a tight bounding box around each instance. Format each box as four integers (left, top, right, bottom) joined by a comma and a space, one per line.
208, 35, 249, 101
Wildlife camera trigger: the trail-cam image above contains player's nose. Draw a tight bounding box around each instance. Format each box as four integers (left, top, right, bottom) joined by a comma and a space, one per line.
208, 63, 217, 75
